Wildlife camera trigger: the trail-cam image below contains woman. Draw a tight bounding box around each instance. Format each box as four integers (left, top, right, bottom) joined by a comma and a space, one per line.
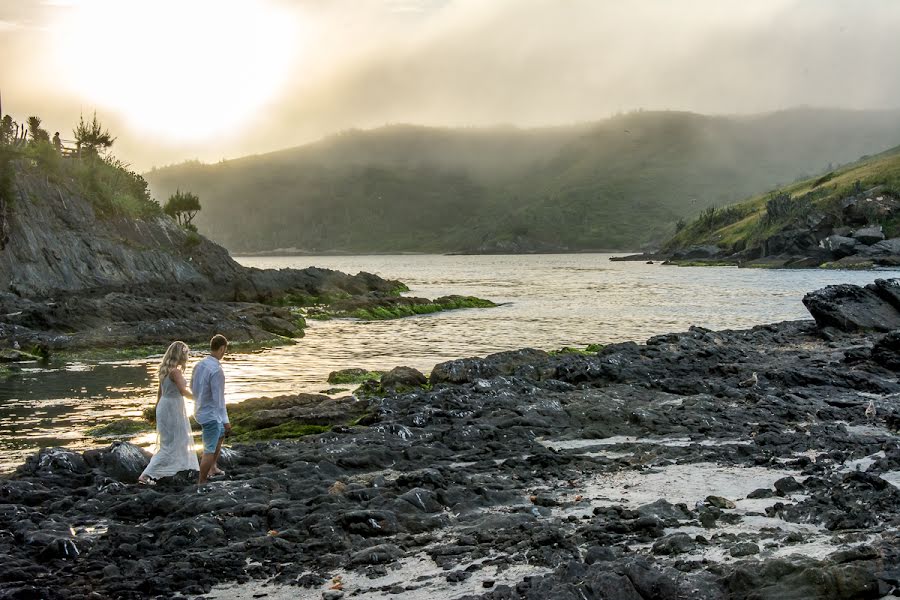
139, 341, 200, 484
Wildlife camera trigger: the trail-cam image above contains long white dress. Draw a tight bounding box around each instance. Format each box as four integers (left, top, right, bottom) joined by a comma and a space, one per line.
140, 375, 200, 479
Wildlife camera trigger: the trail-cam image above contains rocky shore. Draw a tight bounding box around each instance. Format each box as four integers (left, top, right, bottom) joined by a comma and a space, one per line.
2, 280, 900, 599
614, 186, 900, 269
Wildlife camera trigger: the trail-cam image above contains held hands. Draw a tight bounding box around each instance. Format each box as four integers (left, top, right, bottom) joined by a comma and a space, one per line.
224, 423, 233, 437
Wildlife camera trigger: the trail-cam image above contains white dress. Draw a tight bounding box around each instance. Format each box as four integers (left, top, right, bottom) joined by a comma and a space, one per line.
140, 375, 200, 479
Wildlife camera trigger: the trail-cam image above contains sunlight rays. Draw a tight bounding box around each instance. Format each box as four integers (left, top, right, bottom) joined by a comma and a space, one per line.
50, 0, 304, 142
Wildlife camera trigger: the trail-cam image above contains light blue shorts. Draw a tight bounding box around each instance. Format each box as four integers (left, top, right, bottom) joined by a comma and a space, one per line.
200, 421, 225, 454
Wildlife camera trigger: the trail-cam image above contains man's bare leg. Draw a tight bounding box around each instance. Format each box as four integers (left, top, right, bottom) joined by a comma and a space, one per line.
198, 435, 224, 484
198, 452, 216, 484
211, 435, 225, 475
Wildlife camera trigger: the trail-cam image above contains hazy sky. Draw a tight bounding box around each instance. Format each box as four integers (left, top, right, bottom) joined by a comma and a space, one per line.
2, 0, 899, 170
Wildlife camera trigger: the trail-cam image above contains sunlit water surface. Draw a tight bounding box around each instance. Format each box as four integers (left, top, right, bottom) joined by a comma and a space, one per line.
1, 253, 898, 471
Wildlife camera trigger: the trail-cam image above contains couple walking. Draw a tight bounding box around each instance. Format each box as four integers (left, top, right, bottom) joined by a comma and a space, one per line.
138, 334, 232, 485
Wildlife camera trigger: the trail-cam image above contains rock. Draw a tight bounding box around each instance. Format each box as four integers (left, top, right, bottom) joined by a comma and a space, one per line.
773, 477, 803, 496
762, 229, 819, 256
747, 488, 775, 499
802, 282, 900, 332
381, 366, 427, 389
340, 511, 400, 537
17, 448, 90, 485
82, 442, 151, 483
0, 349, 41, 363
327, 368, 377, 384
350, 543, 402, 565
729, 542, 760, 557
820, 235, 859, 258
859, 237, 900, 257
228, 393, 367, 433
869, 278, 900, 311
636, 499, 691, 521
585, 546, 618, 564
430, 348, 552, 384
652, 533, 696, 555
672, 245, 722, 260
705, 495, 736, 509
852, 225, 885, 245
322, 591, 344, 600
872, 331, 900, 370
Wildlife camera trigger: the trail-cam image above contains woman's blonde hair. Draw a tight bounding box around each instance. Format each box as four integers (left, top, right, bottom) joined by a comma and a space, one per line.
158, 341, 190, 381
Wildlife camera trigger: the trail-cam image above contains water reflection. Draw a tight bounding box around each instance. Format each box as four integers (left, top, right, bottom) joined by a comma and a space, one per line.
1, 253, 899, 471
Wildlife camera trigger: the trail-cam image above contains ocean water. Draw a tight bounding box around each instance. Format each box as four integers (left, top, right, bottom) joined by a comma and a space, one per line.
1, 253, 897, 471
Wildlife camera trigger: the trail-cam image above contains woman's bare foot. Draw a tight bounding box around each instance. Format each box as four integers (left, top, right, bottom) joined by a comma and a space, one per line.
138, 476, 156, 485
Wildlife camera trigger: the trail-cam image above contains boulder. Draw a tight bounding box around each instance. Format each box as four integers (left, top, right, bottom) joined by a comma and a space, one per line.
859, 237, 900, 257
350, 543, 403, 565
872, 331, 900, 370
729, 542, 760, 557
868, 278, 900, 311
381, 366, 427, 389
762, 229, 819, 256
802, 283, 900, 332
17, 448, 91, 486
82, 442, 152, 484
672, 245, 722, 260
842, 190, 900, 226
852, 226, 885, 245
820, 235, 859, 258
651, 533, 696, 555
430, 348, 552, 384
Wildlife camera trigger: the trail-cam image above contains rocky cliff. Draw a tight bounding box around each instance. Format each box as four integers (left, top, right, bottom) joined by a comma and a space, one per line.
0, 161, 404, 351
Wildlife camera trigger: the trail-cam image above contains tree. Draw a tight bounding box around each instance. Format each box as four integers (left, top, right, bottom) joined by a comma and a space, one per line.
27, 116, 50, 144
163, 189, 201, 227
73, 111, 115, 156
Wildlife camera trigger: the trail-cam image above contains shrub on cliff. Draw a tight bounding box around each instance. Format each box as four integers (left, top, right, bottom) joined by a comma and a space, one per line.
163, 189, 202, 227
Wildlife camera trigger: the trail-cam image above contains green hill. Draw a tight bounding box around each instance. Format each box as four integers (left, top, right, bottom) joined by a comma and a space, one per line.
662, 144, 900, 260
145, 108, 900, 253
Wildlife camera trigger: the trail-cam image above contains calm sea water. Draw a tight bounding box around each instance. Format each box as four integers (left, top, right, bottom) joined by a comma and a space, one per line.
1, 253, 897, 471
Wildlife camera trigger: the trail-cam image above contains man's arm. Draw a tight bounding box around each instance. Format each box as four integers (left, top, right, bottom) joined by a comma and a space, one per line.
212, 368, 229, 426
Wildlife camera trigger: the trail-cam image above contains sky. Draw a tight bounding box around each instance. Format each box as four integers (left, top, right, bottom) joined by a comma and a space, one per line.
2, 0, 900, 170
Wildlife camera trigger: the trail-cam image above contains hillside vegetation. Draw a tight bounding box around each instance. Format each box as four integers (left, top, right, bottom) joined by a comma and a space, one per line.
664, 145, 900, 256
145, 108, 900, 253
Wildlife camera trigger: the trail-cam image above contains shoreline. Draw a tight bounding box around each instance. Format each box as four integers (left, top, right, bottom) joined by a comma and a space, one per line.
3, 280, 900, 598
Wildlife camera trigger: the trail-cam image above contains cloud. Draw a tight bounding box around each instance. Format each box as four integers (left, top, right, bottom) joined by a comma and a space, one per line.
3, 0, 900, 169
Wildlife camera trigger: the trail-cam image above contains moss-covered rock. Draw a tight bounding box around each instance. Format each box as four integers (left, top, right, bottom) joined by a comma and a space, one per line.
551, 344, 604, 356
226, 393, 369, 441
0, 349, 42, 363
327, 368, 384, 384
85, 419, 152, 438
228, 423, 330, 443
317, 294, 497, 321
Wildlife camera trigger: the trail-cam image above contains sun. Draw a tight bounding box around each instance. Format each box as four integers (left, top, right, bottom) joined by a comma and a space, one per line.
51, 0, 302, 142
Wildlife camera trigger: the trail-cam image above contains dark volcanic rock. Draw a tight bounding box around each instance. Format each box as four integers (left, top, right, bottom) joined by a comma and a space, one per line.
652, 533, 696, 555
3, 281, 900, 599
821, 235, 860, 258
381, 366, 428, 389
802, 282, 900, 331
872, 331, 900, 370
82, 442, 151, 484
852, 226, 886, 245
430, 348, 552, 384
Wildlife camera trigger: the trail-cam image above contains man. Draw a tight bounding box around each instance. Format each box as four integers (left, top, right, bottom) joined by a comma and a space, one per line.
192, 334, 231, 484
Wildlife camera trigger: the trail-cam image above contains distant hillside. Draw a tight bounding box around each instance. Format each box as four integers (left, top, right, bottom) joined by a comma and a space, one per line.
660, 143, 900, 267
145, 108, 900, 253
